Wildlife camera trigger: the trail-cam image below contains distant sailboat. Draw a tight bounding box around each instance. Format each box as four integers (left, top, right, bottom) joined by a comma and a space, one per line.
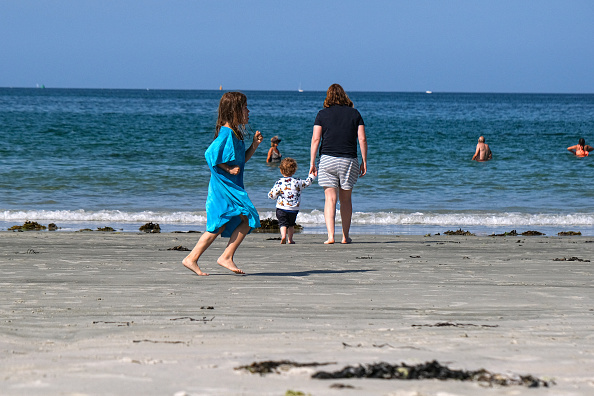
219, 85, 222, 91
298, 83, 303, 93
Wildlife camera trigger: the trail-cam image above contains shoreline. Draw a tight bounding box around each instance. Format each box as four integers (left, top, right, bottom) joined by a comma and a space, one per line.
3, 221, 594, 237
1, 232, 593, 395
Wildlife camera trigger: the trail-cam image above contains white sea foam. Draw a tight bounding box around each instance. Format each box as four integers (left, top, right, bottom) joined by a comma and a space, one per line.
1, 210, 207, 224
3, 209, 594, 227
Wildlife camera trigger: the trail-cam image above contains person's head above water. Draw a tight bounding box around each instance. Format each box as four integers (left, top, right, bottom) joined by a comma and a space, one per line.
478, 136, 485, 143
579, 138, 586, 146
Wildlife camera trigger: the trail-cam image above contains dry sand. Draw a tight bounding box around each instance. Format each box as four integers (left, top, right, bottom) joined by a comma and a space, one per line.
1, 231, 593, 396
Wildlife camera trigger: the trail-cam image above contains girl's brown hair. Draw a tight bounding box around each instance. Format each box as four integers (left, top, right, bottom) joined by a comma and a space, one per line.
215, 92, 247, 140
323, 83, 353, 108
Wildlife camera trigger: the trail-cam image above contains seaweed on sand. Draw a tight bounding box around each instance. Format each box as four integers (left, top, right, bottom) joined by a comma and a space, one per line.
235, 360, 334, 375
9, 221, 47, 231
139, 222, 161, 233
311, 360, 553, 388
558, 231, 581, 236
444, 228, 475, 236
253, 218, 303, 233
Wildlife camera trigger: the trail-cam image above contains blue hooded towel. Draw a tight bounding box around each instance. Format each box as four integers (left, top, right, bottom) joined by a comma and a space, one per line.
204, 126, 261, 237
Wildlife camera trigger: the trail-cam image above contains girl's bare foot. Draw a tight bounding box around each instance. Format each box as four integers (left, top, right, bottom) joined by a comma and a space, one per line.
324, 239, 335, 244
281, 237, 286, 244
342, 237, 352, 244
182, 257, 209, 276
217, 257, 245, 274
288, 240, 295, 244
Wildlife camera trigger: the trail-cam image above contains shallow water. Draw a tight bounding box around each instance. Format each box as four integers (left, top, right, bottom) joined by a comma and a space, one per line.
1, 88, 594, 234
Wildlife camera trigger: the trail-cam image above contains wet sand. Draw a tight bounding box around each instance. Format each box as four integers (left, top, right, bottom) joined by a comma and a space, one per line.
1, 232, 593, 395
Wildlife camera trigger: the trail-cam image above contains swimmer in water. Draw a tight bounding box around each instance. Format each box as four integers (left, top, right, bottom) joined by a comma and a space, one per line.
567, 138, 593, 157
472, 136, 492, 161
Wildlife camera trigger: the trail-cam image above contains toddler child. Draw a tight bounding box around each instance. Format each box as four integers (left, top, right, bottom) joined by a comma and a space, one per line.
268, 157, 315, 244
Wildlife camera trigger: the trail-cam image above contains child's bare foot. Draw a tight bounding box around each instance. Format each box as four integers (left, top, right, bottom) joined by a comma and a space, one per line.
281, 237, 286, 244
289, 241, 295, 244
324, 239, 335, 244
182, 257, 209, 276
217, 257, 245, 274
342, 237, 352, 244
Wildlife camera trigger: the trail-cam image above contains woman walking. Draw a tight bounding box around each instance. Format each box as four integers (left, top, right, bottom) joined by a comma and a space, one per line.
309, 84, 367, 244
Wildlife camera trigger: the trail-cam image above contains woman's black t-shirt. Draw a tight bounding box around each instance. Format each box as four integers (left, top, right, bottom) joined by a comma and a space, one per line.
314, 105, 364, 159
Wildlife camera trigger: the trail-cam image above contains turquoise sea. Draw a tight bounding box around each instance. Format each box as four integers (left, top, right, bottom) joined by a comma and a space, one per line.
1, 88, 594, 235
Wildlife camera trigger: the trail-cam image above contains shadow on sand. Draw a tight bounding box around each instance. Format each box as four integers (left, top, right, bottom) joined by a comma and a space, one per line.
247, 269, 375, 277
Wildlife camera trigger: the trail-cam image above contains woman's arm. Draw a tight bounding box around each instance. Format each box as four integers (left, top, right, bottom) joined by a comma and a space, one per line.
245, 131, 263, 162
310, 125, 322, 176
266, 147, 273, 162
358, 125, 368, 176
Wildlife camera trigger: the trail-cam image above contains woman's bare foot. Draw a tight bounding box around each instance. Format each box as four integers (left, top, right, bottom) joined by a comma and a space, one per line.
280, 237, 286, 244
288, 240, 295, 244
324, 239, 335, 244
342, 237, 352, 244
217, 257, 245, 274
182, 257, 209, 276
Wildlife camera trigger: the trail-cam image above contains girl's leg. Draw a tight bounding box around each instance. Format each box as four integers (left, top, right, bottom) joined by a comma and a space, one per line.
280, 226, 287, 244
338, 188, 353, 244
323, 187, 338, 244
287, 226, 295, 244
217, 215, 250, 274
182, 227, 224, 276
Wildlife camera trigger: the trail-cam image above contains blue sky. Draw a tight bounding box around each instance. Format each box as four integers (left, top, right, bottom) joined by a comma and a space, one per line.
1, 0, 593, 93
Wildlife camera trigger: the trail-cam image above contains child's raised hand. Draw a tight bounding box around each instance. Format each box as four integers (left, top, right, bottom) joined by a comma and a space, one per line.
253, 131, 263, 146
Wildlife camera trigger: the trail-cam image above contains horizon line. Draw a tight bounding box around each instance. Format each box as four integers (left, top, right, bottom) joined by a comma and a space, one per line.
1, 86, 593, 95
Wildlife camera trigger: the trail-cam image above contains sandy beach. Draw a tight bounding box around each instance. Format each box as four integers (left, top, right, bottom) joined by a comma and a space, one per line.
1, 231, 593, 395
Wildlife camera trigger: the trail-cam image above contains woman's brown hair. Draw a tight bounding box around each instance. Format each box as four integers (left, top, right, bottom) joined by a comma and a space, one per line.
323, 83, 353, 108
215, 92, 247, 139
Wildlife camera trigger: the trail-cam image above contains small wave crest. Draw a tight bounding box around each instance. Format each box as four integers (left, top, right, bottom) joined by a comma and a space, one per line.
1, 209, 207, 224
3, 209, 594, 227
294, 210, 594, 227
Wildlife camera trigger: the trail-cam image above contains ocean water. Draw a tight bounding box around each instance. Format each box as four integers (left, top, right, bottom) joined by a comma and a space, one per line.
2, 88, 594, 235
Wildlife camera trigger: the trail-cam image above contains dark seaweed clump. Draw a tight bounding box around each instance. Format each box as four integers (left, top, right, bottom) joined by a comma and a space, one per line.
553, 256, 590, 262
96, 226, 115, 232
235, 360, 333, 375
167, 245, 190, 251
312, 360, 552, 388
139, 222, 161, 233
491, 230, 545, 236
9, 221, 47, 231
253, 218, 302, 233
558, 231, 581, 236
444, 228, 475, 236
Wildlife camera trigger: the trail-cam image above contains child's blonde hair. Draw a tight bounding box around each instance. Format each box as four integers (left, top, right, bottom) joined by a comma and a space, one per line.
279, 157, 297, 177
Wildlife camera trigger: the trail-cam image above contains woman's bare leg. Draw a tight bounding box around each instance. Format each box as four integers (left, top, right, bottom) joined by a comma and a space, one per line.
323, 187, 338, 244
182, 227, 223, 276
217, 215, 250, 274
338, 188, 353, 244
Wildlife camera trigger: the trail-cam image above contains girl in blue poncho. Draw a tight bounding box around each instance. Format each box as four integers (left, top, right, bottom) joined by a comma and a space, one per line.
183, 92, 263, 276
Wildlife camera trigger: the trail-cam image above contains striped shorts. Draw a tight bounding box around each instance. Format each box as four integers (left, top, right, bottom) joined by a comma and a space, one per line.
317, 155, 360, 190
